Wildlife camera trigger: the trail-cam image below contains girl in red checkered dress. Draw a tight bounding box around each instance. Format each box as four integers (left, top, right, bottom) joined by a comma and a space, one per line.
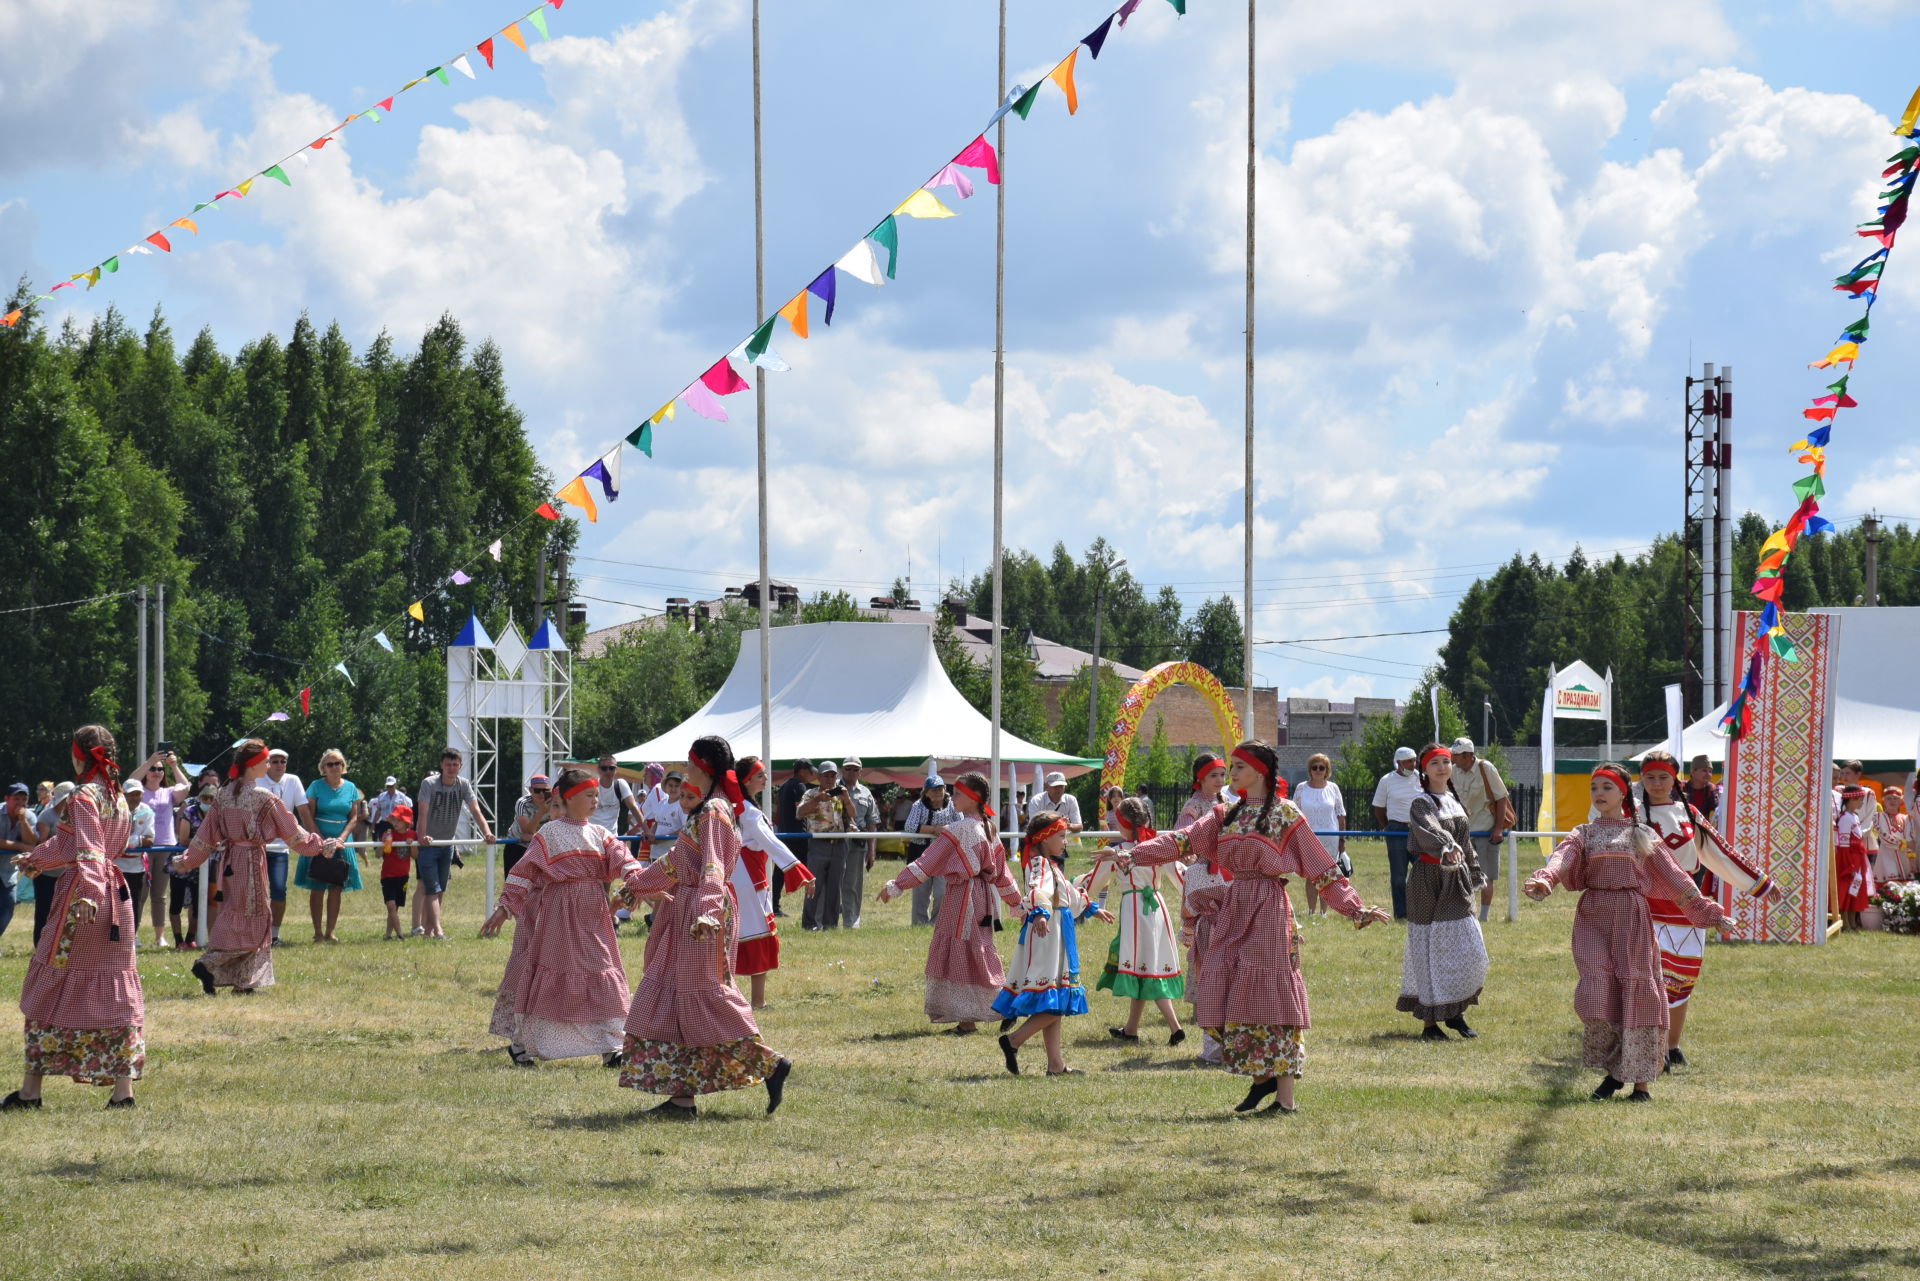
729, 757, 815, 1010
482, 767, 643, 1066
1526, 764, 1729, 1101
5, 726, 144, 1110
617, 737, 792, 1119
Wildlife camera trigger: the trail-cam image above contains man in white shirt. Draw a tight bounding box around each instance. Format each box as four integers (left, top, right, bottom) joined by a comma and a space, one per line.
1370, 746, 1422, 920
1449, 737, 1511, 922
642, 770, 685, 857
368, 776, 411, 827
1026, 771, 1084, 832
590, 755, 643, 834
257, 748, 307, 946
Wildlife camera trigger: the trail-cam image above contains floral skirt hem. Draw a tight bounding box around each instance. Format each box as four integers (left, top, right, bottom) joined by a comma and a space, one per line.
1207, 1021, 1305, 1080
24, 1020, 145, 1085
617, 1035, 781, 1096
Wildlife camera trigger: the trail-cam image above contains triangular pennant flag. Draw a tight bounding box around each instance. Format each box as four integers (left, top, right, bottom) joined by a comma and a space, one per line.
170, 218, 198, 234
700, 357, 750, 396
502, 22, 528, 52
191, 201, 214, 212
779, 291, 810, 338
1049, 49, 1080, 114
430, 66, 450, 86
145, 232, 170, 252
625, 422, 654, 457
1084, 14, 1115, 58
263, 164, 290, 186
1806, 514, 1835, 536
300, 688, 312, 717
555, 476, 598, 522
0, 310, 20, 328
682, 382, 728, 421
334, 662, 354, 687
364, 106, 383, 123
747, 344, 789, 372
870, 215, 900, 278
236, 178, 255, 196
451, 570, 473, 585
527, 7, 550, 39
953, 135, 1000, 183
890, 188, 952, 220
82, 267, 101, 289
267, 711, 290, 723
1791, 471, 1826, 502
450, 54, 476, 78
836, 238, 887, 285
650, 400, 676, 424
926, 163, 974, 200
124, 245, 152, 256
1164, 0, 1186, 13
1012, 82, 1042, 120
1810, 341, 1859, 369
1898, 83, 1920, 138
1802, 407, 1838, 422
374, 631, 394, 652
102, 257, 119, 274
807, 268, 837, 325
487, 539, 502, 562
745, 316, 777, 362
310, 135, 331, 150
477, 37, 496, 69
1117, 0, 1143, 25
584, 450, 621, 500
408, 600, 426, 621
378, 96, 395, 113
534, 502, 561, 520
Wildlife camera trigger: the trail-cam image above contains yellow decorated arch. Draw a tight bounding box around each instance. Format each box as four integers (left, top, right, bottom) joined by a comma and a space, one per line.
1100, 661, 1243, 792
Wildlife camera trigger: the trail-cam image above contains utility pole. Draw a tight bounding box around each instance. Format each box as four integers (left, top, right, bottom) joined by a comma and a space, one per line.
753, 0, 773, 809
990, 0, 1007, 831
1241, 0, 1256, 735
555, 550, 570, 638
1863, 513, 1881, 606
1086, 555, 1127, 754
137, 585, 149, 763
155, 583, 166, 747
1482, 699, 1491, 750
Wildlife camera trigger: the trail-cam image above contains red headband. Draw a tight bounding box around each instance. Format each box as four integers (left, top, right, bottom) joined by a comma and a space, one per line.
689, 744, 746, 817
952, 781, 994, 817
1593, 767, 1632, 797
560, 777, 599, 800
1230, 746, 1271, 779
228, 746, 269, 780
1419, 745, 1451, 771
1116, 814, 1157, 843
1022, 817, 1068, 859
1639, 760, 1678, 778
1192, 757, 1222, 791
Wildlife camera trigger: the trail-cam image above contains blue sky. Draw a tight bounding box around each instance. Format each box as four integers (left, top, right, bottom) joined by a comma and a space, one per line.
6, 0, 1920, 720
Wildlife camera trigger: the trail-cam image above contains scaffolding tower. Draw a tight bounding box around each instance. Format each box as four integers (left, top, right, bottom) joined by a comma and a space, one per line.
446, 612, 572, 834
1683, 363, 1733, 721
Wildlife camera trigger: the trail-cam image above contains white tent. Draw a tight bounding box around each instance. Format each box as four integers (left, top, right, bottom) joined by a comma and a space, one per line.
613, 621, 1098, 774
1647, 607, 1920, 768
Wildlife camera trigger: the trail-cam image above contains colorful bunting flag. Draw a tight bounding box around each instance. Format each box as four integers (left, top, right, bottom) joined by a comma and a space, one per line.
625, 422, 654, 457
451, 570, 473, 585
584, 451, 621, 500
1084, 15, 1115, 59
267, 711, 290, 722
334, 662, 354, 686
146, 232, 171, 252
835, 239, 887, 286
534, 502, 561, 520
487, 539, 502, 562
681, 382, 728, 421
870, 216, 900, 279
1050, 50, 1081, 115
502, 22, 528, 52
700, 357, 750, 396
477, 38, 496, 69
450, 54, 476, 79
1012, 83, 1042, 120
374, 631, 394, 652
953, 135, 1001, 184
926, 163, 975, 201
806, 268, 838, 325
408, 601, 426, 621
299, 688, 312, 717
527, 7, 550, 39
555, 476, 598, 522
779, 291, 811, 338
745, 317, 777, 363
263, 164, 290, 186
1117, 0, 1143, 23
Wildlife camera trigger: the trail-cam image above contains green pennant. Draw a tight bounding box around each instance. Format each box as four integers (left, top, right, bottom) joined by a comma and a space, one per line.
1791, 471, 1825, 502
102, 256, 119, 274
1012, 83, 1042, 119
1887, 145, 1919, 164
527, 7, 550, 39
1841, 315, 1870, 340
1826, 375, 1850, 396
263, 164, 290, 186
625, 422, 654, 458
744, 317, 776, 363
1773, 632, 1800, 662
1165, 0, 1187, 11
191, 200, 214, 213
1879, 185, 1913, 204
869, 215, 899, 279
430, 66, 449, 86
1835, 260, 1884, 285
365, 106, 383, 123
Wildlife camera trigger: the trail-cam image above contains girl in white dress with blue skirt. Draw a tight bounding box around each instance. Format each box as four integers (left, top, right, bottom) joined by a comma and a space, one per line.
996, 815, 1113, 1076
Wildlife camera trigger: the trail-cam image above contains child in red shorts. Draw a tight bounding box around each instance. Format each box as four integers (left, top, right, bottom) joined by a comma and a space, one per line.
377, 805, 429, 940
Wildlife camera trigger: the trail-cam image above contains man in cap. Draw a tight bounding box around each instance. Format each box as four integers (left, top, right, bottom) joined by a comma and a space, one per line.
903, 774, 959, 926
368, 775, 411, 828
30, 781, 75, 944
1449, 737, 1512, 922
1371, 746, 1423, 919
258, 747, 307, 946
504, 774, 551, 878
798, 761, 855, 930
1026, 771, 1084, 833
836, 758, 881, 928
772, 759, 816, 917
0, 782, 39, 939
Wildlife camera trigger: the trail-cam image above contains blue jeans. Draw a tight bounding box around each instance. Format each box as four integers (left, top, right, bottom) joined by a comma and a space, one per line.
1385, 820, 1411, 919
415, 846, 453, 896
0, 878, 13, 939
265, 848, 289, 903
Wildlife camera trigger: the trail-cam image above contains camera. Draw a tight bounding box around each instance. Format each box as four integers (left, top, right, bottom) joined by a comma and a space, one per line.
156, 741, 173, 757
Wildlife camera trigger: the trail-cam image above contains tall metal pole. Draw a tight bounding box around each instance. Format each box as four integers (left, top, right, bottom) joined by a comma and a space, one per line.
136, 584, 149, 764
753, 0, 772, 807
1087, 574, 1104, 753
155, 583, 166, 746
1864, 513, 1882, 606
1241, 0, 1256, 737
990, 0, 1006, 834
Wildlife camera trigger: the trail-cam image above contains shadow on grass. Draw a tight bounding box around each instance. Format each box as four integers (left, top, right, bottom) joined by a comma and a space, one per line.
863, 1028, 941, 1042
1101, 1054, 1206, 1073
543, 1107, 758, 1130
709, 1183, 856, 1201
39, 1158, 290, 1194
1477, 1052, 1588, 1203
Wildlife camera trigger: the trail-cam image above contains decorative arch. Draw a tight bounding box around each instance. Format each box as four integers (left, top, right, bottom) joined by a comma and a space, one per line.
1100, 661, 1243, 792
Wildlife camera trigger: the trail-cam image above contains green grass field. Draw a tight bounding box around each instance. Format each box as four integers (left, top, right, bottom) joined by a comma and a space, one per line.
1, 841, 1915, 1281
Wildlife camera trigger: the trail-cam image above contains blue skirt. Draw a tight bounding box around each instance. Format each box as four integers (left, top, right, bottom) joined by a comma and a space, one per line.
992, 982, 1089, 1019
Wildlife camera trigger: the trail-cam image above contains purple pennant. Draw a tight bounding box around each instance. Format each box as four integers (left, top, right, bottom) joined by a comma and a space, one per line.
1117, 0, 1142, 26
1083, 13, 1114, 58
583, 457, 618, 500
450, 570, 473, 586
806, 267, 837, 326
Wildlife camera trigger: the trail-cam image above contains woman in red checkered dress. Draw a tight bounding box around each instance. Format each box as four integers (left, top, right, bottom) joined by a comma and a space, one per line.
729, 757, 815, 1010
482, 767, 642, 1066
1526, 763, 1728, 1102
1125, 741, 1390, 1116
617, 736, 792, 1118
5, 725, 144, 1110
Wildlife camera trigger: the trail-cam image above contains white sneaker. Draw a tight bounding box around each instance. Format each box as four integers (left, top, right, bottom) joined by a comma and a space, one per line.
153, 936, 171, 950
410, 926, 426, 937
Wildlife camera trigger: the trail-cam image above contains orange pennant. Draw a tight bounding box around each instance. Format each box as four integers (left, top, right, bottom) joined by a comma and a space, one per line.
778, 291, 809, 339
1049, 49, 1079, 115
502, 22, 528, 52
170, 217, 198, 235
1, 310, 20, 328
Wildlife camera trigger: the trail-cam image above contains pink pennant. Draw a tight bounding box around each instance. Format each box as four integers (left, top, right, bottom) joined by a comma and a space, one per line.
378, 96, 395, 113
953, 135, 1000, 184
681, 382, 728, 421
927, 163, 974, 200
700, 357, 749, 396
1810, 393, 1858, 408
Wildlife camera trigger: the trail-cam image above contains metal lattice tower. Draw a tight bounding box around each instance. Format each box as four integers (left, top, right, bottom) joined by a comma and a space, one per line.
446, 613, 572, 834
1682, 363, 1733, 721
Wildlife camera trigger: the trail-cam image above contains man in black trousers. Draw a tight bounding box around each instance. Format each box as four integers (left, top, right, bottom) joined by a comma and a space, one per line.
770, 759, 815, 917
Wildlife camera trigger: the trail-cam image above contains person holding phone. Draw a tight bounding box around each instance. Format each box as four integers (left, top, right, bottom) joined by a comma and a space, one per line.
797, 762, 856, 931
136, 748, 193, 949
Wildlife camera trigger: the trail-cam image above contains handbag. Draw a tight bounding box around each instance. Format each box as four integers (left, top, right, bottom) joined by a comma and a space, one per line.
306, 849, 349, 886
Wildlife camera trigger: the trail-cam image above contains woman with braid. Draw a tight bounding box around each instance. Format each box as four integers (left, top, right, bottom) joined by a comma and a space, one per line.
1120, 740, 1390, 1115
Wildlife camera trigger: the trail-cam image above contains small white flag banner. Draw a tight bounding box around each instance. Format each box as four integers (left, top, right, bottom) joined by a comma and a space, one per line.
373, 631, 394, 653
488, 539, 502, 562
334, 662, 354, 687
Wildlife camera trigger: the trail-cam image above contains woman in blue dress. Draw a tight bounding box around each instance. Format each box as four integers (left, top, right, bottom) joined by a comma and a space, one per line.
295, 749, 365, 942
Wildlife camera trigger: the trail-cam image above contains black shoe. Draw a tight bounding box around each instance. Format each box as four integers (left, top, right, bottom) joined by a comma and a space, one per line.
1261, 1097, 1297, 1115
507, 1046, 536, 1068
191, 960, 215, 996
1234, 1078, 1278, 1112
1625, 1089, 1653, 1103
1444, 1016, 1478, 1039
1666, 1046, 1687, 1069
647, 1100, 697, 1120
945, 1024, 976, 1037
0, 1091, 42, 1111
764, 1058, 791, 1115
998, 1017, 1016, 1035
602, 1051, 624, 1069
1168, 1028, 1187, 1047
998, 1034, 1020, 1075
1591, 1075, 1625, 1100
106, 1096, 136, 1110
1107, 1026, 1140, 1042
1421, 1025, 1450, 1041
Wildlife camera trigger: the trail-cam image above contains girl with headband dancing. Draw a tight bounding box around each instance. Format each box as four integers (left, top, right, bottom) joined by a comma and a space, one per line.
728, 756, 816, 1010
877, 771, 1023, 1034
993, 814, 1113, 1075
1397, 744, 1488, 1041
1086, 796, 1186, 1047
1525, 763, 1730, 1102
1178, 753, 1231, 1064
617, 736, 792, 1117
1119, 740, 1390, 1115
5, 725, 143, 1110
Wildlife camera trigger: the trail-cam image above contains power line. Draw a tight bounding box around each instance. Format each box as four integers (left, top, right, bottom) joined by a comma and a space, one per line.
0, 588, 139, 617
